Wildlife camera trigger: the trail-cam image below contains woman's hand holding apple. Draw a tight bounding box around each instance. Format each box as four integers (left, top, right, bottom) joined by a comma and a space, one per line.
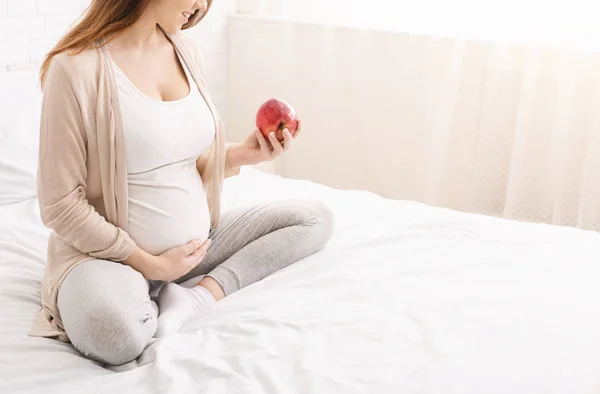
227, 98, 302, 167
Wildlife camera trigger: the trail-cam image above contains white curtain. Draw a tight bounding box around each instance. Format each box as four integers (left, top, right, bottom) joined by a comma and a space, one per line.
237, 0, 599, 50
227, 4, 600, 232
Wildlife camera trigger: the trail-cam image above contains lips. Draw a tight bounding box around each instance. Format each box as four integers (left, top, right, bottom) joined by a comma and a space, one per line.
182, 11, 193, 21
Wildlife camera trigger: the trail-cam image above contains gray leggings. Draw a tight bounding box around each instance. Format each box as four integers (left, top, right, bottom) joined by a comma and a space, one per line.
57, 200, 334, 366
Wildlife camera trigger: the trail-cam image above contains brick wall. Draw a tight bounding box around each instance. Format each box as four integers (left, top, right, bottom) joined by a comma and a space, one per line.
0, 0, 234, 114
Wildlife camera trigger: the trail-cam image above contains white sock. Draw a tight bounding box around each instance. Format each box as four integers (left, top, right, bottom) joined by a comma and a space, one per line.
155, 283, 216, 337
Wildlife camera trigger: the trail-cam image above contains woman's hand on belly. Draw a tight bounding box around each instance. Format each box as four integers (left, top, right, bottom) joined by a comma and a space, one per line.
124, 238, 211, 281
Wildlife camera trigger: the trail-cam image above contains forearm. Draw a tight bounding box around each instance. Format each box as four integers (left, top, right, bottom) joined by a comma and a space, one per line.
122, 246, 155, 277
196, 143, 243, 182
226, 142, 254, 168
39, 193, 136, 261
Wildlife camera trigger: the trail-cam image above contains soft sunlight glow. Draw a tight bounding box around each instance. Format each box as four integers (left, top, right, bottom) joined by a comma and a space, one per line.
239, 0, 600, 50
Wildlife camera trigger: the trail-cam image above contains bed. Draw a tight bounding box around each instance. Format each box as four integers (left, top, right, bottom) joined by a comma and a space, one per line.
2, 166, 600, 393
3, 69, 600, 394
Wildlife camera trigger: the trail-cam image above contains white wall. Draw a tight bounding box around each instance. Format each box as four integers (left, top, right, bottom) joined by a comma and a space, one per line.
0, 0, 234, 115
185, 0, 236, 118
0, 0, 88, 71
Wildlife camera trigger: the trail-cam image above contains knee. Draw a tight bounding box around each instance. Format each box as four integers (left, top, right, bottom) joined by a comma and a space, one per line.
58, 260, 156, 366
66, 305, 150, 366
301, 200, 335, 246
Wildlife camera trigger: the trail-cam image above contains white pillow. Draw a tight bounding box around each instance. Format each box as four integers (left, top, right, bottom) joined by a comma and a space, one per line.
0, 69, 43, 205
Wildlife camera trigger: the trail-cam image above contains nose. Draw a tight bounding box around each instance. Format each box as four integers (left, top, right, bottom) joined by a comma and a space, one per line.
194, 0, 208, 13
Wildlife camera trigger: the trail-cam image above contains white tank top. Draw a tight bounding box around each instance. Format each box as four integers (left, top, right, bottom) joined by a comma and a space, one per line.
110, 52, 215, 256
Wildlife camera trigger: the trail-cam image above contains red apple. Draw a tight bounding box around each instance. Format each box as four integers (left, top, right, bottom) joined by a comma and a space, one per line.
256, 98, 298, 141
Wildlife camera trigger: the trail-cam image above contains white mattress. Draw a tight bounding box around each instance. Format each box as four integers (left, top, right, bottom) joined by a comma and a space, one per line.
2, 168, 600, 394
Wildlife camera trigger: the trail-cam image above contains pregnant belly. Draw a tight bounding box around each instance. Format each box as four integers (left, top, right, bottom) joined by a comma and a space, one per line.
126, 167, 211, 256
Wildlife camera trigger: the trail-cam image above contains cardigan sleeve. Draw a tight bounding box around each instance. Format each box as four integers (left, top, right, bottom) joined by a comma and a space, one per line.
188, 39, 240, 181
37, 58, 136, 261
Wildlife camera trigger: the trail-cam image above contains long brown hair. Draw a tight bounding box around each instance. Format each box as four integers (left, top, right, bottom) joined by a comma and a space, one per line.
39, 0, 212, 87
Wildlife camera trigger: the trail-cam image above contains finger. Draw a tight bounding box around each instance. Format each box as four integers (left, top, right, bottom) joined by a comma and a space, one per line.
293, 119, 302, 138
186, 245, 207, 265
269, 132, 284, 155
181, 239, 202, 256
282, 128, 293, 150
255, 128, 271, 153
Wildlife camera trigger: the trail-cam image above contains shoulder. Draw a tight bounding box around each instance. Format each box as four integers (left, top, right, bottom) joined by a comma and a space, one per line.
46, 46, 101, 92
52, 47, 99, 79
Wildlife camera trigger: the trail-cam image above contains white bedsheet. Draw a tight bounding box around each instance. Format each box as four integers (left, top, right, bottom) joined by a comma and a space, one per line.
2, 168, 600, 394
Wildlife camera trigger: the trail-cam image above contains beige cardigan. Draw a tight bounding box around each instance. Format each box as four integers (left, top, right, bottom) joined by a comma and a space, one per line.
30, 30, 240, 342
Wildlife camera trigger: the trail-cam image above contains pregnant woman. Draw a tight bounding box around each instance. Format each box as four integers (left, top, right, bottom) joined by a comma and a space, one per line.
30, 0, 333, 366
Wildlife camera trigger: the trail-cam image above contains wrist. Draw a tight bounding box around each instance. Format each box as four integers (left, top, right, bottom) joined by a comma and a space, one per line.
123, 246, 156, 276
